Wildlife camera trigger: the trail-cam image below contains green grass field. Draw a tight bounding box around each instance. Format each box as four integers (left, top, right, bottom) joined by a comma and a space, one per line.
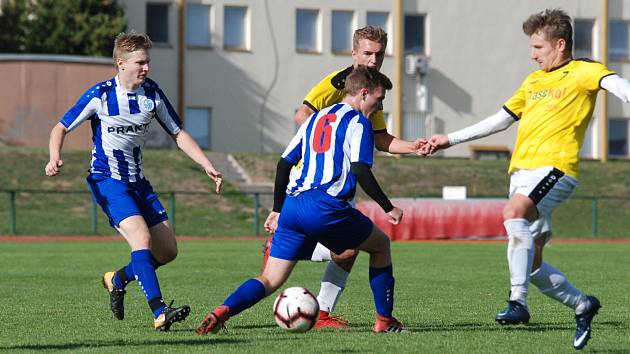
1, 240, 628, 353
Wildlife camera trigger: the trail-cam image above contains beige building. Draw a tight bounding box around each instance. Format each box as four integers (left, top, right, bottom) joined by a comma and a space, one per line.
3, 0, 630, 158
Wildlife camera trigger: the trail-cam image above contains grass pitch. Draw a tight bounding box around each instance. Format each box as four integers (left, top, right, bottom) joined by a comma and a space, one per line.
1, 240, 628, 353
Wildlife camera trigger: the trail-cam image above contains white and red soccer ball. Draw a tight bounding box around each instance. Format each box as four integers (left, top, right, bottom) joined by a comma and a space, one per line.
273, 287, 320, 333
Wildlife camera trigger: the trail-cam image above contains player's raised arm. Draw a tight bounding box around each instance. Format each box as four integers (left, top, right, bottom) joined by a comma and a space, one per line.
600, 74, 630, 103
426, 108, 516, 155
171, 130, 223, 193
45, 123, 70, 176
293, 104, 315, 125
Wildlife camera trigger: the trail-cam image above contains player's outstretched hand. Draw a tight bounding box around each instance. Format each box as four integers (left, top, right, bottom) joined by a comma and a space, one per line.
387, 206, 403, 225
45, 159, 64, 176
426, 134, 451, 155
205, 167, 223, 193
264, 211, 280, 233
413, 138, 429, 156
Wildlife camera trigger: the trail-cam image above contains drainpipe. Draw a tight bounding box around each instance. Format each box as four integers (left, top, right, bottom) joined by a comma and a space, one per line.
600, 0, 609, 161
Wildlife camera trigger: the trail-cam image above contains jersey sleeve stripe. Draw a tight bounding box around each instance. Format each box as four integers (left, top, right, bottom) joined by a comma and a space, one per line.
155, 87, 183, 129
302, 100, 318, 113
502, 105, 520, 121
598, 72, 617, 90
373, 128, 387, 134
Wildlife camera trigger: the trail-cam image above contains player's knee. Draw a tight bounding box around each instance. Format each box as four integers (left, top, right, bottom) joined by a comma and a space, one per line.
503, 205, 526, 220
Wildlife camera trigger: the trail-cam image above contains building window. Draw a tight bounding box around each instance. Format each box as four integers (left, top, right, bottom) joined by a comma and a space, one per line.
296, 9, 319, 53
332, 10, 354, 54
404, 14, 425, 54
186, 107, 212, 149
367, 12, 391, 55
224, 6, 248, 50
574, 19, 594, 58
609, 119, 628, 157
609, 21, 629, 61
147, 3, 170, 44
187, 4, 211, 47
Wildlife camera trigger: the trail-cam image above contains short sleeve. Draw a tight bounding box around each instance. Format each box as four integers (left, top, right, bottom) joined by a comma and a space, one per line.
303, 70, 348, 112
59, 84, 101, 131
281, 126, 304, 165
155, 88, 182, 135
503, 78, 528, 120
579, 61, 616, 92
369, 111, 387, 132
349, 116, 374, 167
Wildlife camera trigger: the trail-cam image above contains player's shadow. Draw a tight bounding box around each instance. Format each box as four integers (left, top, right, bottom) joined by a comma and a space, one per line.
0, 337, 246, 351
349, 319, 627, 334
233, 323, 277, 330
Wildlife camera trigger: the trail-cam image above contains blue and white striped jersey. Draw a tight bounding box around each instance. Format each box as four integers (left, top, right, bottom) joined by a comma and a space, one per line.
60, 76, 182, 182
282, 103, 374, 201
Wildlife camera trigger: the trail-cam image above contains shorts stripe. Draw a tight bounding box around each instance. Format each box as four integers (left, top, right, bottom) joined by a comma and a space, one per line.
528, 168, 565, 205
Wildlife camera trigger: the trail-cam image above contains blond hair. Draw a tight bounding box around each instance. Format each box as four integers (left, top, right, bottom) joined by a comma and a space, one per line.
353, 26, 388, 50
113, 32, 153, 63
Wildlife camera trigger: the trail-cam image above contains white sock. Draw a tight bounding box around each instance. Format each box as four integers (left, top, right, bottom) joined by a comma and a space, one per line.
505, 218, 534, 306
530, 262, 589, 314
311, 243, 332, 262
316, 261, 349, 312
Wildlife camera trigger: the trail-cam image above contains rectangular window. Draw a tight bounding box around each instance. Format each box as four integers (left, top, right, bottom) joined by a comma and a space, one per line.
573, 19, 594, 58
186, 107, 212, 149
404, 14, 425, 54
186, 4, 211, 47
609, 119, 628, 157
331, 10, 354, 53
296, 9, 319, 53
224, 6, 248, 50
609, 21, 629, 61
147, 3, 169, 44
367, 12, 389, 30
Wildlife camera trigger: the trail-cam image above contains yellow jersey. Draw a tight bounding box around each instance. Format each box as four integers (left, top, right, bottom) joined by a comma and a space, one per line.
303, 66, 388, 133
504, 59, 615, 177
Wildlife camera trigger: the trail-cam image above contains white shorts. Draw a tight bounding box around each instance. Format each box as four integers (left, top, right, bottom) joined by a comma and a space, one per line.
509, 166, 578, 240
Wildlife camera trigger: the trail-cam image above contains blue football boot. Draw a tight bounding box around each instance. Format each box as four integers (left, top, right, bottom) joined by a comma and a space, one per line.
573, 296, 601, 350
495, 300, 530, 325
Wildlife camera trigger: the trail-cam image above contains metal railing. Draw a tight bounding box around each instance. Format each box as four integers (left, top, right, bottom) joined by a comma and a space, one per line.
0, 189, 272, 236
1, 189, 628, 238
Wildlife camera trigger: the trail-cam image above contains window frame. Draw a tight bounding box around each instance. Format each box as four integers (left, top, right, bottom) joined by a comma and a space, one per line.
331, 10, 355, 55
146, 2, 171, 46
186, 3, 213, 49
295, 8, 322, 54
608, 118, 629, 158
609, 20, 630, 62
223, 5, 250, 52
185, 106, 212, 150
403, 13, 426, 55
573, 18, 595, 59
366, 11, 392, 56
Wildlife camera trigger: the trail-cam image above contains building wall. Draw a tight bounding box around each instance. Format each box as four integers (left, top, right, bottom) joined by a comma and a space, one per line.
118, 0, 630, 156
3, 0, 630, 158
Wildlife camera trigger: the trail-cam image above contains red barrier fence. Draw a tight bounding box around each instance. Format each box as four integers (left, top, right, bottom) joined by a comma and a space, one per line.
356, 198, 508, 240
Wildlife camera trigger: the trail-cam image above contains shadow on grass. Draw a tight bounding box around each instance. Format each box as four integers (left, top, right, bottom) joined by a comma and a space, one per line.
0, 337, 246, 351
345, 320, 627, 334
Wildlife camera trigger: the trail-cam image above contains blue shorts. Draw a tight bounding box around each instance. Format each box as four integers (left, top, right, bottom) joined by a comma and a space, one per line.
270, 190, 373, 261
86, 174, 168, 228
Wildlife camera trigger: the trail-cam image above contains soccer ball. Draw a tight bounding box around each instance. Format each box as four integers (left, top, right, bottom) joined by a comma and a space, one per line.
273, 286, 320, 333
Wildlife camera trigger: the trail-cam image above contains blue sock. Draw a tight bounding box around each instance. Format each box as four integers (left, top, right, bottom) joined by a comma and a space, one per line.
114, 255, 163, 289
131, 249, 165, 318
223, 278, 267, 316
369, 265, 395, 317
